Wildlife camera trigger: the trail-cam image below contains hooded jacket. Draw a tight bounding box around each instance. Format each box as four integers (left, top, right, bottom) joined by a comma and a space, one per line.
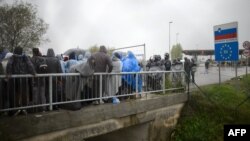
6, 47, 36, 75
46, 48, 62, 73
121, 51, 142, 92
91, 46, 113, 73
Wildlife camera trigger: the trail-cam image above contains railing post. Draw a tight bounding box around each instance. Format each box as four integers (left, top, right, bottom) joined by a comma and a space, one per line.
49, 76, 53, 111
136, 73, 138, 94
163, 72, 166, 94
99, 74, 102, 103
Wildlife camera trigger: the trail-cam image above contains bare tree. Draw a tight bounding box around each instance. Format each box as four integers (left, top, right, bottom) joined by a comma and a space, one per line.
0, 1, 48, 52
88, 44, 115, 56
88, 44, 99, 54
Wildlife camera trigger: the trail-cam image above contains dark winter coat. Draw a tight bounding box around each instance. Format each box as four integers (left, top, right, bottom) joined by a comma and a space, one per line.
31, 56, 48, 74
6, 54, 36, 75
31, 55, 47, 108
90, 46, 113, 73
6, 54, 36, 110
184, 59, 191, 73
46, 49, 62, 73
164, 59, 172, 71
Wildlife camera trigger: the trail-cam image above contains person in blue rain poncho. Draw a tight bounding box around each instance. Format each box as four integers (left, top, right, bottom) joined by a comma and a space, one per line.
122, 51, 142, 92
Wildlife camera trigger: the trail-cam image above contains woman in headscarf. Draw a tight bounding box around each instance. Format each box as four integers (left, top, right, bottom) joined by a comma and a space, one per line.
106, 52, 122, 99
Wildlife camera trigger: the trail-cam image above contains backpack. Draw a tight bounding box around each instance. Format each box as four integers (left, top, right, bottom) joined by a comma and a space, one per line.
39, 63, 48, 73
32, 56, 48, 74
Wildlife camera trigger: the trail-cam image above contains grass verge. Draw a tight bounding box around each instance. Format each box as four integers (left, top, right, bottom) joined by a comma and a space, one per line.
172, 75, 250, 141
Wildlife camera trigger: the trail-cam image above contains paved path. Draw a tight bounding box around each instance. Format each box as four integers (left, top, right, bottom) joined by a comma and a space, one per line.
192, 65, 250, 86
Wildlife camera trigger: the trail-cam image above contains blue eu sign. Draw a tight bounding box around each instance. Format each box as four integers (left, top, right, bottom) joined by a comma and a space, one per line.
214, 22, 239, 61
215, 42, 239, 61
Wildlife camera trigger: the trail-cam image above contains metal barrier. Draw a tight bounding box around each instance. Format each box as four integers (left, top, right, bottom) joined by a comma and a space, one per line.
0, 71, 186, 113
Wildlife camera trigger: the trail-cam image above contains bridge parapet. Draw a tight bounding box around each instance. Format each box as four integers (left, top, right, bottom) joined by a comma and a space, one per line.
0, 93, 187, 141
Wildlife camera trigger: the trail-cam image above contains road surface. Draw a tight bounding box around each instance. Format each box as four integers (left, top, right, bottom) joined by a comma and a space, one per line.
193, 65, 250, 86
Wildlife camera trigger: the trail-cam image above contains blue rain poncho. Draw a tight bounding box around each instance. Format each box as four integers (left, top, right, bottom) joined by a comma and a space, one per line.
122, 51, 142, 92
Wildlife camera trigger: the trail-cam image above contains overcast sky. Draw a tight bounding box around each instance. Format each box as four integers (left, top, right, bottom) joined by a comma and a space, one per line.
4, 0, 250, 58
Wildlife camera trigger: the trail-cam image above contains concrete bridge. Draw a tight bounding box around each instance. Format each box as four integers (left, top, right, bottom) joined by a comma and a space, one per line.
0, 93, 187, 141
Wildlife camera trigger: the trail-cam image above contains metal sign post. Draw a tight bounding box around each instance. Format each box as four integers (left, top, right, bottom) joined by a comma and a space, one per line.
219, 62, 221, 85
247, 57, 248, 76
214, 22, 239, 84
243, 41, 250, 76
235, 61, 238, 78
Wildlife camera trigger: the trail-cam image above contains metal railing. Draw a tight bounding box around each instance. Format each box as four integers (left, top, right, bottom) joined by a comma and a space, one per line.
0, 71, 186, 113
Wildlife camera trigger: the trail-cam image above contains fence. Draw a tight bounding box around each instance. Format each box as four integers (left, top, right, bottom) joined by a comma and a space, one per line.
0, 71, 186, 114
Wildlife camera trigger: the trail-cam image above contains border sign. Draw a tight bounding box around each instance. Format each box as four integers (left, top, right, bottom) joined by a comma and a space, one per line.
214, 22, 239, 61
243, 50, 250, 57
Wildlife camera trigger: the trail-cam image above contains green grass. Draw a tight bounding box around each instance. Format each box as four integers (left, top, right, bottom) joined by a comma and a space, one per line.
172, 75, 250, 141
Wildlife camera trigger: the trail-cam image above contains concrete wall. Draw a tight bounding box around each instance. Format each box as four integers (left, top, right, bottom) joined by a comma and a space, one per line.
86, 103, 184, 141
0, 93, 187, 141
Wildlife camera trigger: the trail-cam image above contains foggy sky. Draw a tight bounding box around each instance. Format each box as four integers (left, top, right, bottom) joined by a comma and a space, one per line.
3, 0, 250, 58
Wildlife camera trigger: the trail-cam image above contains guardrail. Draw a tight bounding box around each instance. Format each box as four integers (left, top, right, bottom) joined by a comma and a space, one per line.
0, 71, 186, 114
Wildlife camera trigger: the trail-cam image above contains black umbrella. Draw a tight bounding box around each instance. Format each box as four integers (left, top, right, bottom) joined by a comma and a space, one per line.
64, 48, 86, 57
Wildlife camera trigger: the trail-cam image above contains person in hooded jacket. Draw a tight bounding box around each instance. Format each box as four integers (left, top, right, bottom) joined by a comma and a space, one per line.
190, 58, 197, 83
6, 47, 36, 115
45, 48, 63, 108
77, 54, 84, 64
146, 55, 164, 91
172, 58, 184, 87
56, 54, 66, 73
106, 52, 122, 100
90, 46, 113, 103
46, 48, 63, 74
65, 52, 78, 73
77, 51, 91, 65
184, 57, 191, 84
0, 52, 12, 111
31, 48, 47, 111
64, 55, 96, 109
122, 51, 142, 96
163, 53, 171, 71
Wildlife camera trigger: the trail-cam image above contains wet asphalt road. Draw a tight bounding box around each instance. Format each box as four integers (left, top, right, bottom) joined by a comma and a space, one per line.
192, 65, 250, 86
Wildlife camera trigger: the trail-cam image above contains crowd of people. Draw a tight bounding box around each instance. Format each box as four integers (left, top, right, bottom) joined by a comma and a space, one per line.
145, 53, 197, 88
0, 46, 144, 115
0, 46, 196, 115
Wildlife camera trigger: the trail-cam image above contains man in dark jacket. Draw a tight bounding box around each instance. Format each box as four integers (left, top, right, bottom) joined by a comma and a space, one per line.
184, 57, 191, 83
205, 59, 209, 74
91, 46, 113, 73
163, 53, 171, 71
45, 48, 63, 108
190, 58, 197, 83
6, 47, 36, 115
46, 48, 62, 74
90, 46, 113, 103
31, 48, 47, 111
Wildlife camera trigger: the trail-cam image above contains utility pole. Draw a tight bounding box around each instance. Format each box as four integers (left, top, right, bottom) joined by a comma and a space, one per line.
169, 21, 173, 60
